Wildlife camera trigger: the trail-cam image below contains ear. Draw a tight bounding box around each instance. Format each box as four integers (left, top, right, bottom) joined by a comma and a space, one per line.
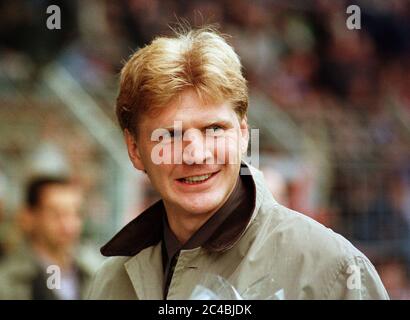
239, 116, 249, 154
18, 209, 35, 236
124, 129, 146, 171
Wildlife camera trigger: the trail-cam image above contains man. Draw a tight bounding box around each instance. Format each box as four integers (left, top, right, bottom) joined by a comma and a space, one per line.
88, 27, 389, 299
0, 176, 99, 299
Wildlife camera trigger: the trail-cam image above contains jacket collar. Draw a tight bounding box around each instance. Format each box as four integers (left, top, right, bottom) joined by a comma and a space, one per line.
100, 162, 270, 257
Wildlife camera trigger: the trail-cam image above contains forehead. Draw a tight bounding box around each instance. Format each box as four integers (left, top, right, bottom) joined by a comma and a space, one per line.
40, 185, 82, 207
140, 89, 238, 129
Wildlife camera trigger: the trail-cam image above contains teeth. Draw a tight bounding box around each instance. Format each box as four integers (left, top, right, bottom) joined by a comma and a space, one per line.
183, 173, 212, 184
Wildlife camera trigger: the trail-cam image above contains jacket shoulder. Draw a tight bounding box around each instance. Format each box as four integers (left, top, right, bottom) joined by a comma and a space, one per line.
87, 256, 136, 300
257, 203, 361, 259
251, 203, 389, 299
0, 249, 38, 299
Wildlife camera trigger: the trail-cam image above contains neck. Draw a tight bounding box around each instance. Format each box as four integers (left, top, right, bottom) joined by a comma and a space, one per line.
165, 210, 215, 245
31, 241, 73, 271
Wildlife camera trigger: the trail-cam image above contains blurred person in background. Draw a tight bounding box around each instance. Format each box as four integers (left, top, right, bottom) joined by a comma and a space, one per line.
0, 176, 99, 299
375, 255, 410, 300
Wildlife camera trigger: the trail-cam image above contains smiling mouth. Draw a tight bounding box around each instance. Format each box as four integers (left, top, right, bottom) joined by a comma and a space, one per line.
177, 171, 219, 185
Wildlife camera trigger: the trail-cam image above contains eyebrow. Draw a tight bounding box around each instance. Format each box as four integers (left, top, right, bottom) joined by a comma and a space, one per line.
162, 119, 235, 132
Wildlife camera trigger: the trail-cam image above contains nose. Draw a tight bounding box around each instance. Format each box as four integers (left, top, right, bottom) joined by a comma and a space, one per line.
182, 129, 213, 165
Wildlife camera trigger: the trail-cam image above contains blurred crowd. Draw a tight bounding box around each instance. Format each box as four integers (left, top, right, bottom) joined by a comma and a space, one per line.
0, 0, 410, 299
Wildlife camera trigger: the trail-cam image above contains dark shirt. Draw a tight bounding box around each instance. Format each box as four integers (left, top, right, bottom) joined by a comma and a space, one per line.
161, 174, 253, 298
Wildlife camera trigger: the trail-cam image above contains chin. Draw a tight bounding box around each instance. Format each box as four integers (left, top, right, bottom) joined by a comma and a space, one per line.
179, 197, 223, 215
185, 205, 218, 215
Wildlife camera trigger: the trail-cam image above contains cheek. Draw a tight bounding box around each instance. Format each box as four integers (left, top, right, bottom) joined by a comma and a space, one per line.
147, 164, 174, 189
144, 140, 174, 166
39, 220, 59, 237
70, 216, 83, 233
213, 134, 242, 164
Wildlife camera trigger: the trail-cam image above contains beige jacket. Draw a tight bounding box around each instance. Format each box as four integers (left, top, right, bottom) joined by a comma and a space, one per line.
88, 165, 389, 300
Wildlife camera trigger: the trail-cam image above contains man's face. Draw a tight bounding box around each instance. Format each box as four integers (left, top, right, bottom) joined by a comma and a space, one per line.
33, 185, 83, 251
126, 89, 249, 218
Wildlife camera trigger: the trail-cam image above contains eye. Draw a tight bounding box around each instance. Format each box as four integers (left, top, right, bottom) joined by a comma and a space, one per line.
208, 125, 224, 132
159, 130, 174, 142
206, 125, 224, 136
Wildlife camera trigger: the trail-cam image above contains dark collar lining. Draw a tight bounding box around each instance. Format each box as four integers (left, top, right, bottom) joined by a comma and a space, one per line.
100, 164, 257, 257
100, 201, 164, 256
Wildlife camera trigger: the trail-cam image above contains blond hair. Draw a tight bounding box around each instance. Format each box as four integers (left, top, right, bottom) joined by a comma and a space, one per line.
116, 26, 248, 135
